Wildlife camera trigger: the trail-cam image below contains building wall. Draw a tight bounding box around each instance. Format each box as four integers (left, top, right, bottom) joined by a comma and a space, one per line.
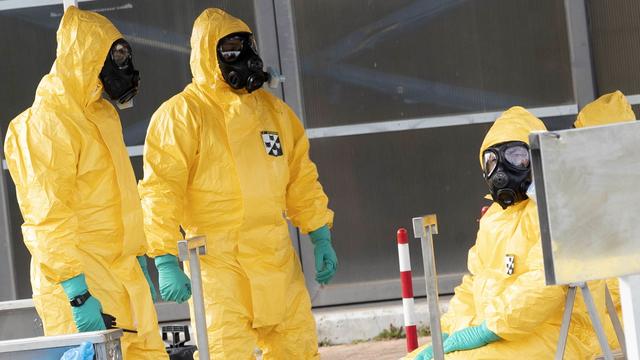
0, 0, 638, 306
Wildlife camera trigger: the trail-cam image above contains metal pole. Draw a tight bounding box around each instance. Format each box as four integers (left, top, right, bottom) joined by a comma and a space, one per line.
397, 228, 418, 352
581, 283, 613, 360
604, 284, 626, 356
563, 0, 597, 109
63, 0, 78, 10
178, 236, 209, 360
412, 215, 443, 360
0, 128, 17, 301
555, 285, 577, 360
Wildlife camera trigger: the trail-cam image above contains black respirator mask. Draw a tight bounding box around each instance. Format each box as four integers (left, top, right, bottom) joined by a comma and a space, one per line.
217, 32, 269, 93
99, 39, 140, 106
482, 141, 531, 209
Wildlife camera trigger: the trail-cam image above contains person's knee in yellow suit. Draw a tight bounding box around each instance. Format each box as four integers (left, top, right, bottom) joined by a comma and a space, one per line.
4, 6, 166, 359
138, 8, 337, 359
405, 106, 612, 360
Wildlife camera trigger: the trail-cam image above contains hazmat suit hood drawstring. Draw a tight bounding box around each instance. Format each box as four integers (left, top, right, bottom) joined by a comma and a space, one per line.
36, 6, 122, 110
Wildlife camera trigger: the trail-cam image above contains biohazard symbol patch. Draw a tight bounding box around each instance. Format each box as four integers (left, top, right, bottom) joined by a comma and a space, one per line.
261, 131, 283, 157
505, 254, 515, 275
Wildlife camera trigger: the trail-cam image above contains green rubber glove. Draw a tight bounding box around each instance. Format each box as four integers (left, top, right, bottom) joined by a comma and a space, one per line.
309, 225, 338, 285
137, 256, 157, 302
414, 333, 449, 360
442, 321, 499, 354
154, 254, 191, 303
60, 274, 106, 332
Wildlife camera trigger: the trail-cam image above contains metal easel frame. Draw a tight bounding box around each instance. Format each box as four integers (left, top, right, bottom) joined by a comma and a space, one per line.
555, 282, 626, 360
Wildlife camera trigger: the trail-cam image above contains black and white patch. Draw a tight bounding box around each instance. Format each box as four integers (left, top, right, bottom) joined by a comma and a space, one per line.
261, 131, 283, 157
504, 254, 515, 275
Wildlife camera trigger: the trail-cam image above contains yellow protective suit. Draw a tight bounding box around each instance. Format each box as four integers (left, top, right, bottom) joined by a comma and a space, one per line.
575, 90, 636, 323
404, 107, 616, 359
138, 8, 333, 360
4, 7, 167, 359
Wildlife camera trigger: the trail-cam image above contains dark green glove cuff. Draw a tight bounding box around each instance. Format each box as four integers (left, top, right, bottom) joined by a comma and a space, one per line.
137, 256, 149, 271
480, 321, 500, 343
309, 224, 331, 244
60, 273, 89, 300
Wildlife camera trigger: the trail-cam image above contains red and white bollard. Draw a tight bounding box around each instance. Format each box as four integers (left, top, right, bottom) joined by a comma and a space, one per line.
397, 228, 418, 352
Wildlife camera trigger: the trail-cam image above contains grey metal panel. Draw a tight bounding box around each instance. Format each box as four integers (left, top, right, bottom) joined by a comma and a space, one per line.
273, 0, 305, 119
0, 329, 123, 360
0, 129, 17, 301
306, 104, 578, 139
252, 0, 284, 100
531, 122, 640, 285
564, 0, 596, 108
0, 300, 42, 340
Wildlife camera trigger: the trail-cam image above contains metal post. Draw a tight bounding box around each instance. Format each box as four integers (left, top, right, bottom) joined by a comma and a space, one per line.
563, 0, 597, 109
555, 285, 577, 360
581, 283, 613, 360
397, 228, 418, 352
604, 284, 626, 356
178, 236, 209, 360
63, 0, 78, 10
412, 214, 443, 360
0, 128, 17, 301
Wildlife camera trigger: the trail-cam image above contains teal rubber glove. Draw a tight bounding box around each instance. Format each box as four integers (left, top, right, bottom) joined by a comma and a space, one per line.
137, 256, 157, 302
442, 321, 500, 354
414, 333, 449, 360
154, 254, 192, 303
309, 225, 338, 285
60, 274, 106, 332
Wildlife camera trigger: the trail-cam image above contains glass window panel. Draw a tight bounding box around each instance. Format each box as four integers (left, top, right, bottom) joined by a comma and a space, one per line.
0, 0, 256, 146
293, 0, 573, 128
587, 0, 640, 95
310, 123, 493, 286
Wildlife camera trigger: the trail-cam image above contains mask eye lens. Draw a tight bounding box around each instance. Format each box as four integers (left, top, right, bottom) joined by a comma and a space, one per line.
483, 151, 498, 177
504, 145, 530, 169
219, 36, 244, 62
110, 41, 132, 69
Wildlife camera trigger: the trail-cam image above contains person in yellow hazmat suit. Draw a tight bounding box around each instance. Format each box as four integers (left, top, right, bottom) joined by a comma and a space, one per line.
574, 90, 636, 322
405, 106, 616, 360
138, 8, 337, 360
4, 7, 168, 360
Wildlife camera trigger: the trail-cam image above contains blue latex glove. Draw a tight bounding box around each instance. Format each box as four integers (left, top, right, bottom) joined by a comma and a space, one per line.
442, 321, 500, 354
414, 333, 449, 360
309, 225, 338, 285
60, 341, 95, 360
60, 274, 106, 332
154, 254, 191, 303
137, 255, 157, 302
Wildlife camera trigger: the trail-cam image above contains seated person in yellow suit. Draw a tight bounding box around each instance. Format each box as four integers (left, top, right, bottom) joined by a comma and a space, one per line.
405, 106, 615, 360
4, 7, 167, 359
574, 90, 636, 322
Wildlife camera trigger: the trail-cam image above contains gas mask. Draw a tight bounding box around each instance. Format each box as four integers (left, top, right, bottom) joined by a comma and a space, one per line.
482, 141, 531, 209
217, 32, 268, 93
99, 39, 140, 108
